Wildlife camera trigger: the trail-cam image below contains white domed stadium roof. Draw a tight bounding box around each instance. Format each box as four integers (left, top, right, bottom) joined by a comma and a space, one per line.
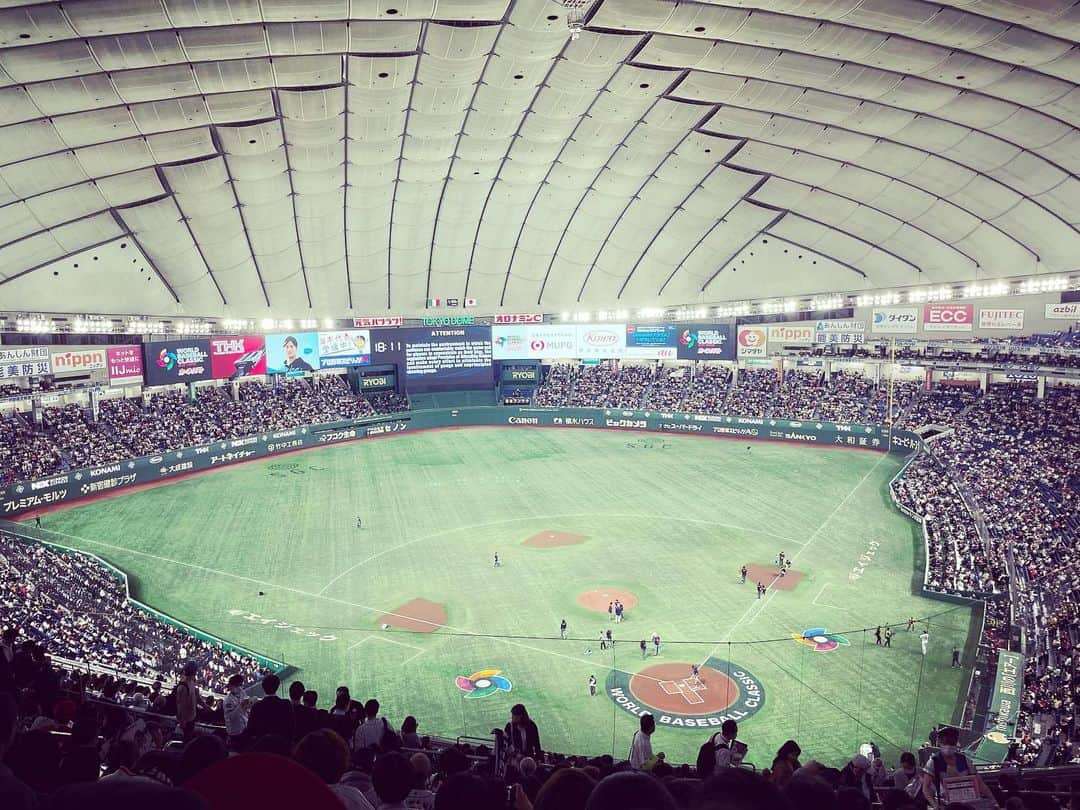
0, 0, 1076, 317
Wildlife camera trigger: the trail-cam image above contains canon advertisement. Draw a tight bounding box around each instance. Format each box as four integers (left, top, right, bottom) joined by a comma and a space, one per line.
142, 340, 212, 386
210, 336, 267, 379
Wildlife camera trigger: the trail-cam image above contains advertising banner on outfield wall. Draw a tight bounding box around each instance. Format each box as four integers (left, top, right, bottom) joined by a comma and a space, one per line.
209, 336, 267, 380
675, 323, 735, 361
978, 309, 1024, 330
766, 324, 815, 344
266, 332, 320, 376
142, 340, 212, 386
575, 324, 626, 358
737, 326, 768, 358
871, 308, 919, 334
0, 406, 919, 516
923, 303, 974, 332
624, 324, 677, 359
48, 346, 108, 374
814, 320, 866, 344
0, 346, 50, 380
1045, 302, 1079, 320
318, 330, 371, 368
492, 324, 576, 359
107, 346, 142, 384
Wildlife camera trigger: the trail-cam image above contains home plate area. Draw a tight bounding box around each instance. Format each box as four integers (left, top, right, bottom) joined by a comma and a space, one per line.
629, 663, 740, 715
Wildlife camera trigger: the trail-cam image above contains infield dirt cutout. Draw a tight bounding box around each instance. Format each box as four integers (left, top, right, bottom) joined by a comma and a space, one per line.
524, 530, 588, 548
744, 563, 802, 592
630, 663, 739, 716
378, 599, 447, 633
577, 588, 639, 612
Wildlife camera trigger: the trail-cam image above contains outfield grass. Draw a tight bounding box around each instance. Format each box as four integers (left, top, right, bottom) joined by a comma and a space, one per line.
29, 427, 973, 768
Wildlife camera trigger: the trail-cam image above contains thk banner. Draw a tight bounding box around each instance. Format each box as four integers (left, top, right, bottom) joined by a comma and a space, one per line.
210, 336, 267, 379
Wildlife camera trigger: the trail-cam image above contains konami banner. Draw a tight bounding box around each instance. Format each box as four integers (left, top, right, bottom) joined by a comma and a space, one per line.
209, 335, 267, 379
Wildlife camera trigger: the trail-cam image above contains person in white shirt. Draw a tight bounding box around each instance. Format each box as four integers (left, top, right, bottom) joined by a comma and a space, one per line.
713, 719, 743, 768
222, 674, 253, 746
921, 630, 930, 656
353, 698, 390, 752
629, 713, 656, 770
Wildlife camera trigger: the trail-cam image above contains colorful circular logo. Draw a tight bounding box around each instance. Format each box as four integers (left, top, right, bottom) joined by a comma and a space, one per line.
455, 669, 512, 698
792, 628, 850, 652
605, 658, 764, 729
738, 328, 765, 348
157, 348, 176, 370
679, 330, 697, 349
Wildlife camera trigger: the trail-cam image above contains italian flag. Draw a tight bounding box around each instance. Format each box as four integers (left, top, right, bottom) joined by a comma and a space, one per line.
426, 298, 442, 308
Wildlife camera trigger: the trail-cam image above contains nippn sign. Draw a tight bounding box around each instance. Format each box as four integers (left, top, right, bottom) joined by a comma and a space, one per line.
49, 347, 108, 373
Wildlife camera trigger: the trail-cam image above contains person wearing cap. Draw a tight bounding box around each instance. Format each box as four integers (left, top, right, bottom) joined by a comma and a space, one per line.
839, 753, 875, 802
175, 660, 200, 740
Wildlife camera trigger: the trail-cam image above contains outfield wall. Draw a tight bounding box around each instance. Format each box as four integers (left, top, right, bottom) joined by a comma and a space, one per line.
0, 406, 921, 517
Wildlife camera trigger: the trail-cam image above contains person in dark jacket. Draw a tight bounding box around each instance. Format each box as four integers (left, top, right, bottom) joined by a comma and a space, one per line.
503, 703, 541, 758
245, 674, 294, 743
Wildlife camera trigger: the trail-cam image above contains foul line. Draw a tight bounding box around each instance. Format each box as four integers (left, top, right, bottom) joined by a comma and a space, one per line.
29, 527, 673, 686
812, 583, 847, 611
317, 511, 805, 596
348, 635, 426, 668
700, 453, 889, 664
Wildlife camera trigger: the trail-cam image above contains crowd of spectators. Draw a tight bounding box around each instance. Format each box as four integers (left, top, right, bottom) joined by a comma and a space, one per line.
769, 370, 819, 421
891, 383, 1080, 766
1, 639, 1046, 810
0, 533, 268, 696
890, 456, 1001, 595
724, 368, 775, 418
0, 377, 409, 481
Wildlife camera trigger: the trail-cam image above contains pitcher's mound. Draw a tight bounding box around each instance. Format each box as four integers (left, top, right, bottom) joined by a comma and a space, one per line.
577, 589, 638, 612
744, 563, 802, 592
524, 531, 588, 548
378, 599, 447, 633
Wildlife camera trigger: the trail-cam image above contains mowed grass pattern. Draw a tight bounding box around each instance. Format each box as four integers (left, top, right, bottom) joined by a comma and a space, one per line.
31, 427, 974, 767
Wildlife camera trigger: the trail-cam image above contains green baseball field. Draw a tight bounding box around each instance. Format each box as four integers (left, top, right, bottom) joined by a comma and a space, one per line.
27, 427, 976, 768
